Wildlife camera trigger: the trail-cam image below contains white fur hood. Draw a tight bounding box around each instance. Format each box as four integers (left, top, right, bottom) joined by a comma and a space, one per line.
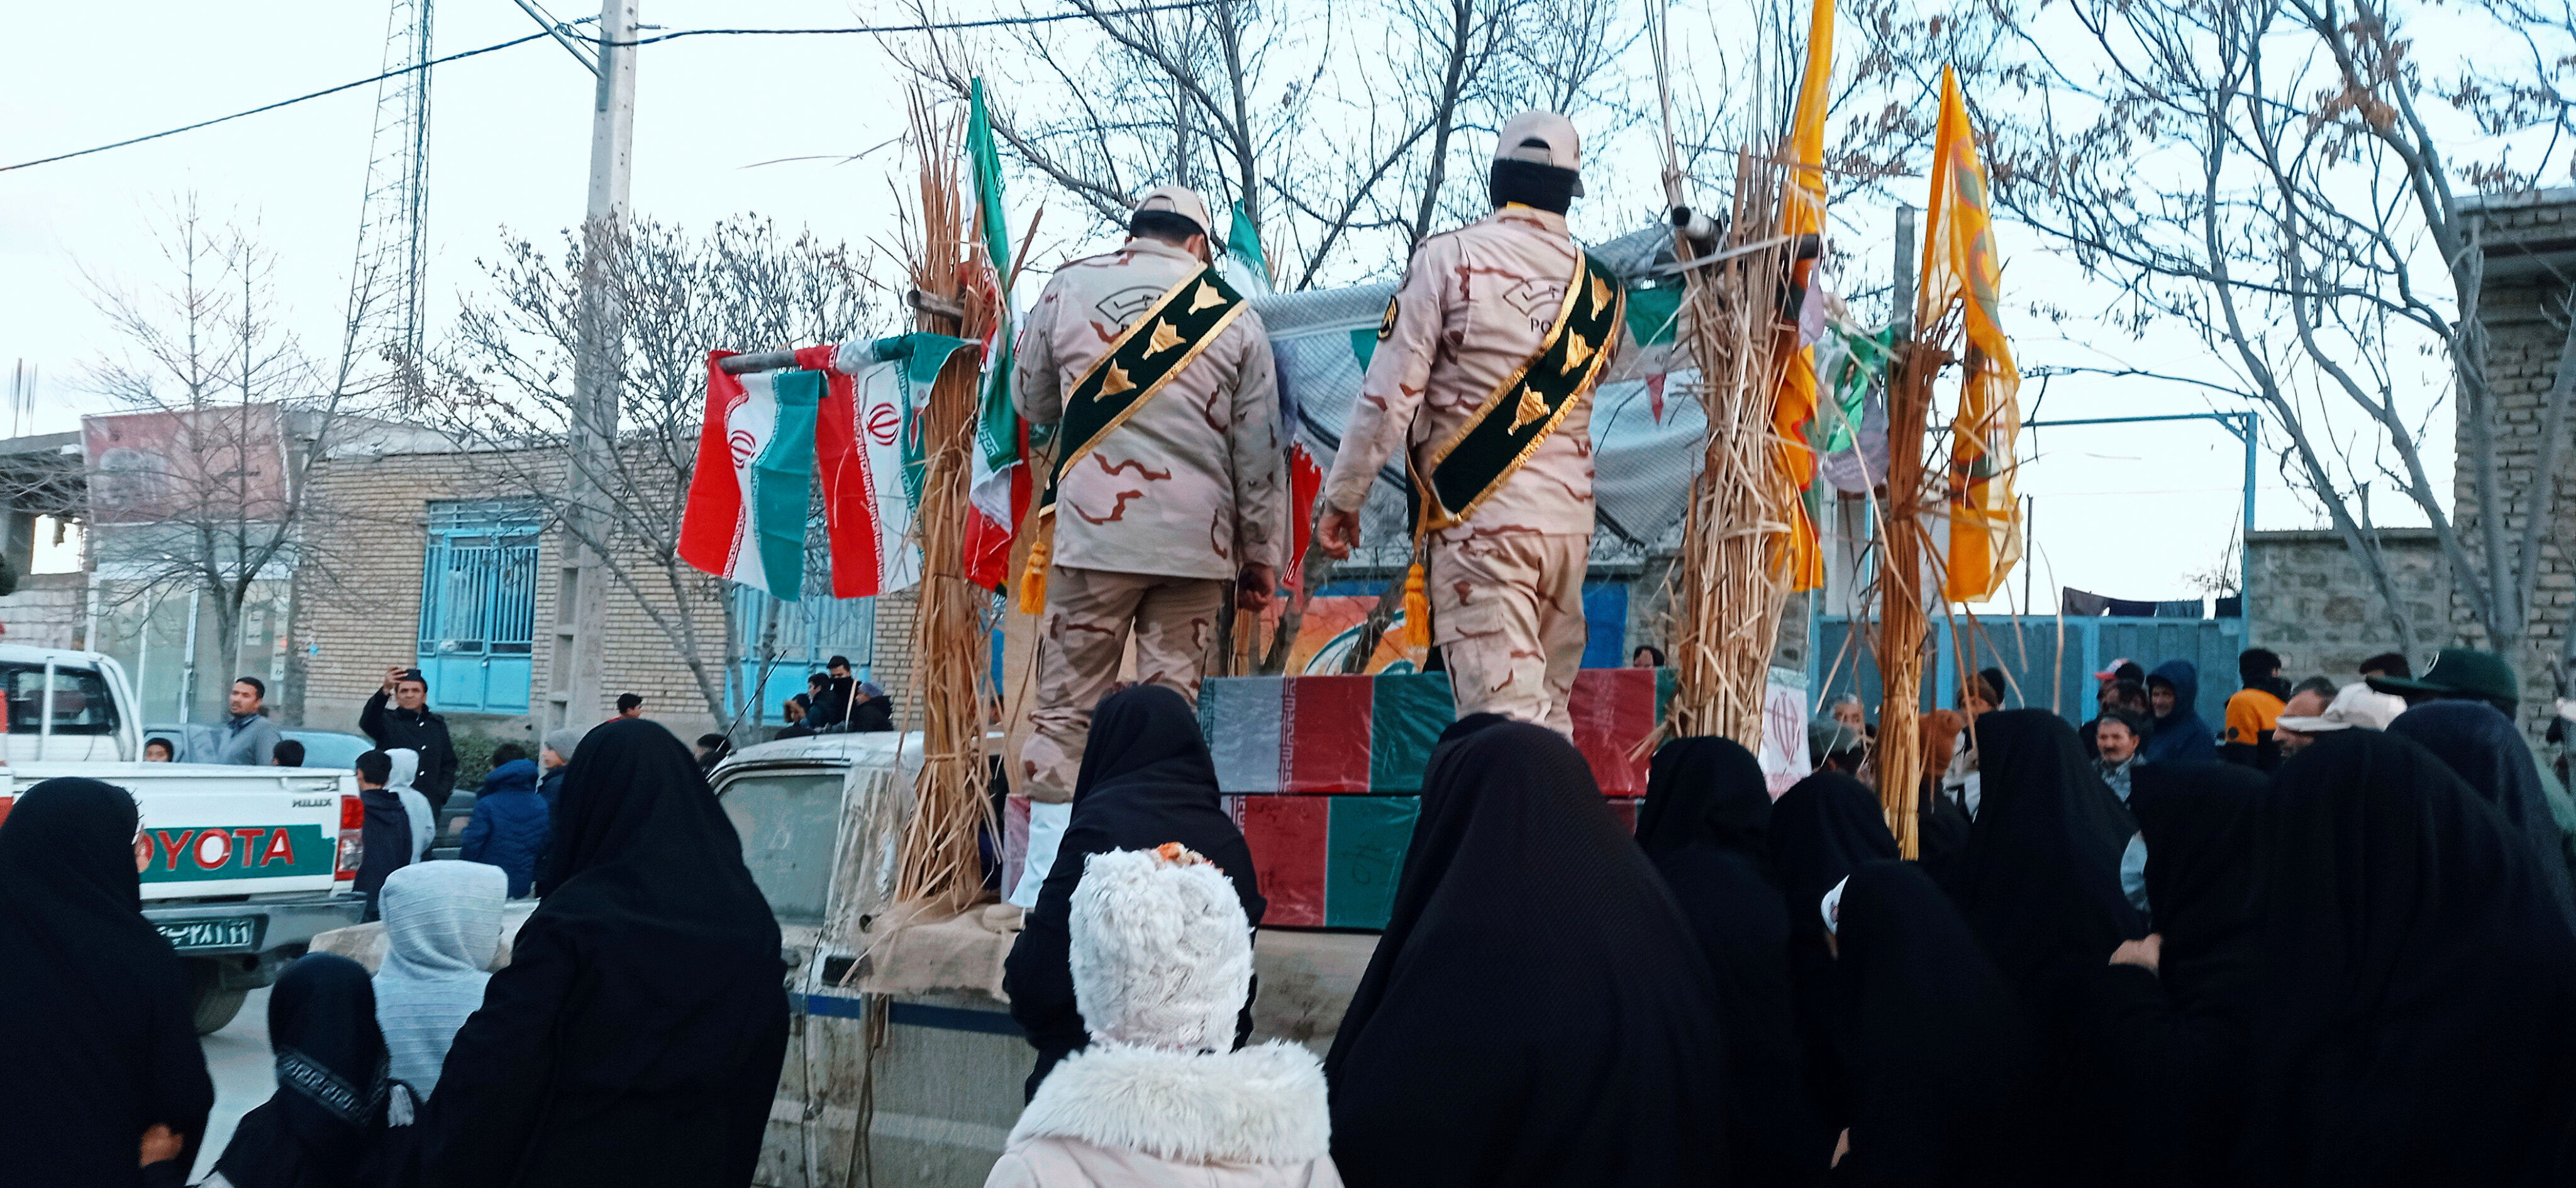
1009, 1041, 1331, 1165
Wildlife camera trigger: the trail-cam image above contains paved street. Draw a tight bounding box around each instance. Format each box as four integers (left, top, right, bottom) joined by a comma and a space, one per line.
195, 987, 275, 1182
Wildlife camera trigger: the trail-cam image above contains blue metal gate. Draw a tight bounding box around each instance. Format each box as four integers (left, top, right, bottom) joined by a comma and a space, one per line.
417, 501, 542, 714
1808, 613, 2246, 728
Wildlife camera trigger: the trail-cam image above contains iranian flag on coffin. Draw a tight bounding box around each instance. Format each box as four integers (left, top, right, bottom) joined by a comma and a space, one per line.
809, 344, 921, 596
678, 352, 820, 600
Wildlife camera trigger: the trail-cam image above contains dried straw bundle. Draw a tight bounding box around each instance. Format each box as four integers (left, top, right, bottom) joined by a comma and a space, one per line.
1660, 149, 1802, 748
891, 92, 996, 914
1868, 289, 1968, 856
1870, 347, 1934, 857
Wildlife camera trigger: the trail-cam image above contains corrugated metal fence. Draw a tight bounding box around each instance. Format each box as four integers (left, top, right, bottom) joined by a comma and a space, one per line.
1807, 613, 2247, 727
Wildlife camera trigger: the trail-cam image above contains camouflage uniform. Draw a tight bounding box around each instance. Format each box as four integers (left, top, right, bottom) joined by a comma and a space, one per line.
1321, 204, 1599, 733
1013, 235, 1285, 804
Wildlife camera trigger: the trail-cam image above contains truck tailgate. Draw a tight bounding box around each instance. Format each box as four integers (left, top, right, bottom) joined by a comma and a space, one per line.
1, 763, 355, 899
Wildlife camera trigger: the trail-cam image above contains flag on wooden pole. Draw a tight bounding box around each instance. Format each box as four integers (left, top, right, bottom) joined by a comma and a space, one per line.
1920, 65, 2023, 601
678, 352, 820, 600
1771, 0, 1836, 591
964, 77, 1028, 589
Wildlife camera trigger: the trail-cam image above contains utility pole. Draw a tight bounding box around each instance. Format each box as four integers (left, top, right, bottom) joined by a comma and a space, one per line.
548, 0, 635, 731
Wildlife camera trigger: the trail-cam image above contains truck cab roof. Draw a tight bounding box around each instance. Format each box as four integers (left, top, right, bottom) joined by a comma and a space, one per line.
0, 643, 121, 670
710, 731, 928, 776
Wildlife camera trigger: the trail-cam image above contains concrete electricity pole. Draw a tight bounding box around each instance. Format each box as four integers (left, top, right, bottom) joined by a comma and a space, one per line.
547, 0, 636, 731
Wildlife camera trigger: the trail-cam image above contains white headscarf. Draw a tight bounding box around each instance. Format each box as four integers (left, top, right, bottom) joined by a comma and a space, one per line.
373, 860, 506, 1098
385, 748, 435, 863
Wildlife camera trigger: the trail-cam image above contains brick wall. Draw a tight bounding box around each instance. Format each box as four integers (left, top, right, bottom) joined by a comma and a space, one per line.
2463, 192, 2576, 738
869, 587, 920, 718
2248, 529, 2446, 684
297, 449, 738, 747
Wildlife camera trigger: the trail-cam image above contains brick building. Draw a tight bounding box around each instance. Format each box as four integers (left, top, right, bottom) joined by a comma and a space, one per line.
289, 444, 878, 750
2462, 192, 2576, 737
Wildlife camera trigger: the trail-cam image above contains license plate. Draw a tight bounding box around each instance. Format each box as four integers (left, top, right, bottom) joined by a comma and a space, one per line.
158, 917, 256, 952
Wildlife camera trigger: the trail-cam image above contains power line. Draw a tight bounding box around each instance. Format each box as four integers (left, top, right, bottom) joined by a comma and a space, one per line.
569, 1, 1215, 47
0, 2, 1218, 176
0, 32, 551, 175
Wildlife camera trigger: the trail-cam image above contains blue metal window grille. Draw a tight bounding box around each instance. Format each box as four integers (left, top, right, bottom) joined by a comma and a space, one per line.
417, 500, 543, 715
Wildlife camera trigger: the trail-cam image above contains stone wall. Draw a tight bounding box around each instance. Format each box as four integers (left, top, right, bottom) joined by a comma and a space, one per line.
2463, 192, 2576, 738
0, 572, 88, 650
2248, 529, 2448, 685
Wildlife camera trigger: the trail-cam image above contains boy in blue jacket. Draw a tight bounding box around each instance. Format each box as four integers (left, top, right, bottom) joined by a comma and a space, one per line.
459, 742, 551, 897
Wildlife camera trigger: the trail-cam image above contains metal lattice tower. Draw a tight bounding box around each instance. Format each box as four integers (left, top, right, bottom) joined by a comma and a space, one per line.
346, 0, 435, 370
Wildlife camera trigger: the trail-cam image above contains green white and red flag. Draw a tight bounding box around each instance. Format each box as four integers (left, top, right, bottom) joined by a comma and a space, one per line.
678, 351, 820, 600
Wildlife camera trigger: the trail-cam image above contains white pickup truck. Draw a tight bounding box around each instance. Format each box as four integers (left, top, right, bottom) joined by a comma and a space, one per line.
0, 645, 366, 1032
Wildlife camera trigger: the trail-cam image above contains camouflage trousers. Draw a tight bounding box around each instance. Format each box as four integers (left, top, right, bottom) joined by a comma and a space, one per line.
1022, 565, 1228, 803
1430, 531, 1588, 736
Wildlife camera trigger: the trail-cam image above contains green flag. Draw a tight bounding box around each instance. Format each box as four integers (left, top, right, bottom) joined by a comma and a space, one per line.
967, 78, 1023, 532
1226, 201, 1270, 292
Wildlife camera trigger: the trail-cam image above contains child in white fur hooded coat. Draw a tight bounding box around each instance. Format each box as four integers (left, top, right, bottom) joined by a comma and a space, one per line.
986, 845, 1343, 1187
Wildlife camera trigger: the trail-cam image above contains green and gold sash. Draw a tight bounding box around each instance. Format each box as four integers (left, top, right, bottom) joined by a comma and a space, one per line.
1018, 265, 1248, 613
1397, 250, 1622, 645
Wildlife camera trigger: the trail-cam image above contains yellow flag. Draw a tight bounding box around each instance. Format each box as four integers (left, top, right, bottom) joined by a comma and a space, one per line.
1919, 66, 2022, 602
1771, 0, 1835, 592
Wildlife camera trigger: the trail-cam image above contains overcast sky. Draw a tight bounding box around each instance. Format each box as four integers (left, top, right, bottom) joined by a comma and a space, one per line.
0, 1, 2446, 608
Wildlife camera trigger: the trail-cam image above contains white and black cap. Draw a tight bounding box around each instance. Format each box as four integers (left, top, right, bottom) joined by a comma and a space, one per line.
1134, 184, 1213, 237
1494, 110, 1584, 196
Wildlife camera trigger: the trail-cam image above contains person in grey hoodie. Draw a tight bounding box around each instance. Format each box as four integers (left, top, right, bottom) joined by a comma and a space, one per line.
374, 860, 507, 1101
537, 727, 585, 814
214, 677, 283, 767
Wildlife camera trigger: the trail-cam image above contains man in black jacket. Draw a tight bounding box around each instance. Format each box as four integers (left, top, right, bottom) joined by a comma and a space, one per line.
352, 750, 412, 923
362, 666, 458, 814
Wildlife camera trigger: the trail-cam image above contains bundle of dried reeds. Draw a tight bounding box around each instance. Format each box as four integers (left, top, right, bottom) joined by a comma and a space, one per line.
891, 91, 996, 916
1659, 149, 1804, 749
1871, 345, 1936, 858
1867, 276, 1971, 856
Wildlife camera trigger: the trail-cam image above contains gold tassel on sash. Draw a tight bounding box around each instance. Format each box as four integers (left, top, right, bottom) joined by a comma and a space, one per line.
1400, 557, 1430, 648
1017, 509, 1054, 614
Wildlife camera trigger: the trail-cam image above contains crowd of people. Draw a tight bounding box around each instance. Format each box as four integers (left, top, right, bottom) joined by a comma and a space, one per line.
982, 651, 2576, 1187
8, 630, 2576, 1187
0, 718, 792, 1188
772, 655, 896, 740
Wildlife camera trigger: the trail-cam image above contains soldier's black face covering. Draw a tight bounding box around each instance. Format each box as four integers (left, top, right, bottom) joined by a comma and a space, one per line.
1488, 160, 1579, 214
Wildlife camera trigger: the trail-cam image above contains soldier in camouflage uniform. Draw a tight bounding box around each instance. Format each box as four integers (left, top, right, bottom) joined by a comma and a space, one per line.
1316, 112, 1606, 735
1008, 186, 1285, 906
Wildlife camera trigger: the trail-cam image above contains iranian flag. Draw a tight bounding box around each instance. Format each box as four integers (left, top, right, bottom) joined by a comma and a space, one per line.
963, 77, 1028, 591
813, 343, 923, 596
679, 352, 821, 599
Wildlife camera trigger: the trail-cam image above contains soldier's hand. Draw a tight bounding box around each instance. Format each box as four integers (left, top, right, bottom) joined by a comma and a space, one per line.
1237, 563, 1278, 612
1314, 508, 1361, 559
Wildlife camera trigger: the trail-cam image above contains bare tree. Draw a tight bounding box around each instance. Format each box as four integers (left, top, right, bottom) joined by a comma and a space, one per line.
80, 200, 377, 718
1840, 0, 2576, 702
412, 217, 876, 722
891, 0, 1636, 291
